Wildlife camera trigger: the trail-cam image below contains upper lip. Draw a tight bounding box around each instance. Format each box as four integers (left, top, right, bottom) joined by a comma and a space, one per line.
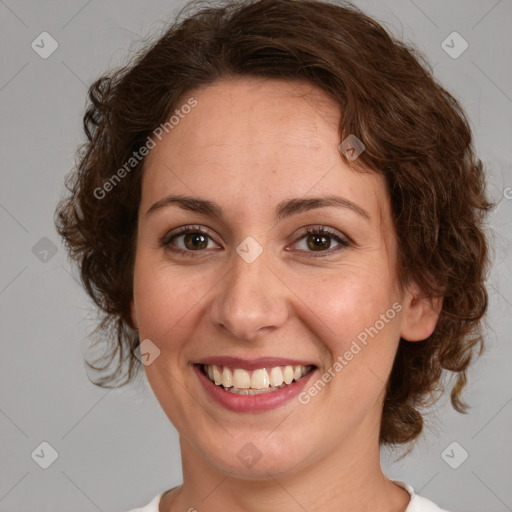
196, 356, 316, 370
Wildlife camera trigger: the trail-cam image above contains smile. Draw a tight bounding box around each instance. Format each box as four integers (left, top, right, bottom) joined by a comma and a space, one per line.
201, 364, 314, 395
194, 357, 318, 412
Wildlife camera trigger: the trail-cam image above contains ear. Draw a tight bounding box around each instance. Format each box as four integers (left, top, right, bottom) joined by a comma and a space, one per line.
400, 282, 443, 342
128, 299, 138, 331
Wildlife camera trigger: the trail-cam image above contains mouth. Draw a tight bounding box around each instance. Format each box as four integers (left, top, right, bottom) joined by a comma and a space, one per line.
193, 357, 318, 412
199, 363, 315, 395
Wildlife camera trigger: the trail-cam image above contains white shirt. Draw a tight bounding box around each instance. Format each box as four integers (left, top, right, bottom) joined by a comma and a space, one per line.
124, 480, 450, 511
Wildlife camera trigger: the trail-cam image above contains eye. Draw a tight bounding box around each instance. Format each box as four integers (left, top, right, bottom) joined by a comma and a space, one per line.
160, 225, 220, 256
160, 224, 351, 258
290, 226, 350, 256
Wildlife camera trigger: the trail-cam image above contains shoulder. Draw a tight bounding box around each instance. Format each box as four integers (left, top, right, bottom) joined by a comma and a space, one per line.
122, 485, 181, 512
124, 483, 453, 512
122, 491, 164, 512
393, 480, 452, 512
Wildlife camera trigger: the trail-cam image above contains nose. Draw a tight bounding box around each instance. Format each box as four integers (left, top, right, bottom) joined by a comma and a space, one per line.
208, 246, 289, 342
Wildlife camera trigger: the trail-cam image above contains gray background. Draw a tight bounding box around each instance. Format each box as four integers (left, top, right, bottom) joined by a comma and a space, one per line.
1, 0, 511, 510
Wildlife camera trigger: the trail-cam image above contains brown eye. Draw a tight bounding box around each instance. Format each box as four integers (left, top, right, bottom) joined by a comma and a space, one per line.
161, 226, 220, 256
182, 232, 208, 250
306, 233, 332, 251
292, 226, 350, 256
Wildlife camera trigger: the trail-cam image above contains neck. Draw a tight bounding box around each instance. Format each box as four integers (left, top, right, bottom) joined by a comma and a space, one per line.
160, 425, 410, 512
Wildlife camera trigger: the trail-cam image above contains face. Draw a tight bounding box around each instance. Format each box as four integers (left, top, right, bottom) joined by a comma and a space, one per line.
130, 77, 437, 478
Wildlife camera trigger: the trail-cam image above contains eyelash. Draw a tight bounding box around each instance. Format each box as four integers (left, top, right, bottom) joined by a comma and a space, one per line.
159, 225, 351, 258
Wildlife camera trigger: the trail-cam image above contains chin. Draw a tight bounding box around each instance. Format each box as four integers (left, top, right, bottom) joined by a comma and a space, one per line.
198, 431, 316, 479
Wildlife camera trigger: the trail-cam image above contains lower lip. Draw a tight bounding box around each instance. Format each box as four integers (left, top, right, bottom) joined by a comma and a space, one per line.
194, 365, 317, 413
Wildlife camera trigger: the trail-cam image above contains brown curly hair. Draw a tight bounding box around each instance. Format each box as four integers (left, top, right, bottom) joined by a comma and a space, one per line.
55, 0, 493, 445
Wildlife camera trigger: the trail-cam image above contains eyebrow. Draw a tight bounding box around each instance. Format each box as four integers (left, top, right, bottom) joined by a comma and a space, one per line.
146, 194, 371, 221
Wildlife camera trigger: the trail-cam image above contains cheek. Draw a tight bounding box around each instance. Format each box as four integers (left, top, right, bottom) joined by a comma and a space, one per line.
133, 257, 204, 334
132, 260, 200, 423
293, 263, 402, 400
294, 263, 398, 341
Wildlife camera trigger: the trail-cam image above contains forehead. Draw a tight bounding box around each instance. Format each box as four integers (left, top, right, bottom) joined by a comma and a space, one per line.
141, 76, 389, 226
161, 77, 340, 161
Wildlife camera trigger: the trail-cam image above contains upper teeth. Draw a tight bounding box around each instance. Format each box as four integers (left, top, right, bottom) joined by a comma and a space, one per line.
204, 364, 310, 390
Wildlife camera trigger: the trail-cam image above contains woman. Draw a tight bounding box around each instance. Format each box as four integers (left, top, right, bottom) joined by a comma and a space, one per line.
55, 0, 492, 510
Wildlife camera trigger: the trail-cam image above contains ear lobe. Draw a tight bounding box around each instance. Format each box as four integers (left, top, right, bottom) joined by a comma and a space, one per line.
400, 285, 443, 342
128, 299, 138, 330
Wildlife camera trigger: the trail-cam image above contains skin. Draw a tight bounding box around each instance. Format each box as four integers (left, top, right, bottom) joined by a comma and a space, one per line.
130, 77, 442, 512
